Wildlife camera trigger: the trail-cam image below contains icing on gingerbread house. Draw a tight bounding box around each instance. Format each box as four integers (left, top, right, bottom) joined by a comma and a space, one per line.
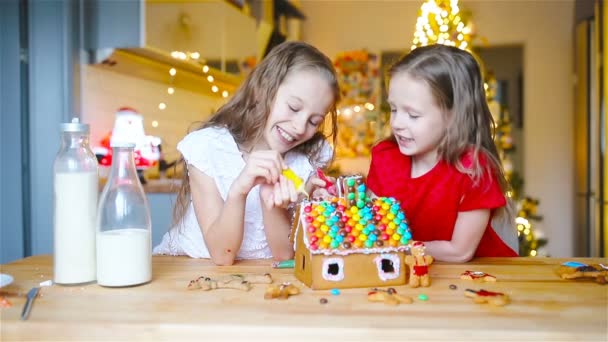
291, 175, 412, 289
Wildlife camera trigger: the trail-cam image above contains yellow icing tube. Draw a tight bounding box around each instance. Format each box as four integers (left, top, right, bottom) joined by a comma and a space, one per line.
282, 168, 310, 198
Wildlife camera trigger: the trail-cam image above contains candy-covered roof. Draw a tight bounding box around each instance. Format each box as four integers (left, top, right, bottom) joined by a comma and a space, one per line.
297, 176, 412, 256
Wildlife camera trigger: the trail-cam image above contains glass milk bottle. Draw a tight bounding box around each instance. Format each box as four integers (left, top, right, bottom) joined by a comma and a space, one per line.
53, 118, 98, 285
96, 143, 152, 287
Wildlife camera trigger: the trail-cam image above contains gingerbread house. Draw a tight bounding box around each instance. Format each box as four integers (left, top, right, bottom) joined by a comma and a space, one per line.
291, 175, 412, 289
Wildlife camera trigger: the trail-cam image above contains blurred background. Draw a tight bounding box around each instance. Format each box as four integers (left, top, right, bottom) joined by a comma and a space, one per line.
1, 0, 606, 262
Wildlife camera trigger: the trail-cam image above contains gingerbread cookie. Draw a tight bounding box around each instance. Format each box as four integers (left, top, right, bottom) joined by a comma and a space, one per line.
188, 273, 273, 291
464, 289, 509, 306
264, 282, 300, 300
367, 288, 413, 305
460, 270, 497, 282
557, 262, 608, 284
405, 241, 434, 287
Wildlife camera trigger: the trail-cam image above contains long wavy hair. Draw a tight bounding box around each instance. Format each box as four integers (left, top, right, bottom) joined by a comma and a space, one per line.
173, 41, 340, 225
387, 44, 509, 194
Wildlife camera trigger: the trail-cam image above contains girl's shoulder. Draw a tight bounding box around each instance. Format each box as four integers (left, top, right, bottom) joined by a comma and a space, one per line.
180, 126, 234, 146
371, 139, 399, 155
459, 147, 493, 171
177, 126, 241, 175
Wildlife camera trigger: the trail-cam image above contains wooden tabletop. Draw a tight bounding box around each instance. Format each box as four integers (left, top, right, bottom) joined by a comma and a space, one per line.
1, 255, 606, 340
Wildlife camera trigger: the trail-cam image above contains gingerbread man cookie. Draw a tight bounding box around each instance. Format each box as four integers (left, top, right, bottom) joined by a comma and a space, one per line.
367, 288, 413, 305
460, 270, 497, 282
187, 273, 273, 291
464, 289, 509, 306
264, 282, 300, 300
557, 262, 608, 284
405, 241, 434, 288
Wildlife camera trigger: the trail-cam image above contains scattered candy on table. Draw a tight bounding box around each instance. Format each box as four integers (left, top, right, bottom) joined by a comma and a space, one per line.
330, 288, 340, 296
418, 294, 429, 301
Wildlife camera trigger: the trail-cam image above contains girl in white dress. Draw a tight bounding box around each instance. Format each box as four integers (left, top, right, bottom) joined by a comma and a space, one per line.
154, 42, 340, 265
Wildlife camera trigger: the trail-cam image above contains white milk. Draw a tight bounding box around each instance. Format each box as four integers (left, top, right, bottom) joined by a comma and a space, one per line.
96, 228, 151, 287
53, 172, 98, 284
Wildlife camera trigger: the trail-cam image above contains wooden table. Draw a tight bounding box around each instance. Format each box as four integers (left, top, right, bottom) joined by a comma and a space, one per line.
1, 255, 606, 340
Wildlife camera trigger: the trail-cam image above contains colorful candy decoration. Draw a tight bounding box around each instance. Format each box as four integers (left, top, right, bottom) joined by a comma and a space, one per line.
302, 177, 411, 252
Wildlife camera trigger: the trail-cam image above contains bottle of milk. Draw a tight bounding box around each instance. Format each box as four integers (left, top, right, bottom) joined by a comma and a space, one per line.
53, 118, 98, 285
96, 142, 152, 287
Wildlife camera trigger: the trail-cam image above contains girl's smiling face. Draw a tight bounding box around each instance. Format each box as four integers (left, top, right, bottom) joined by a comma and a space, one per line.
261, 69, 333, 154
388, 72, 447, 167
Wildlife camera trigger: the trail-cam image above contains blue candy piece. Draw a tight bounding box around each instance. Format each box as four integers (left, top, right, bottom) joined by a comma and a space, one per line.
397, 212, 405, 220
562, 261, 588, 268
330, 288, 340, 296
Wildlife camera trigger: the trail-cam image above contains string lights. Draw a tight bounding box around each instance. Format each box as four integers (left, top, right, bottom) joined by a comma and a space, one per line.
411, 0, 474, 51
159, 50, 231, 111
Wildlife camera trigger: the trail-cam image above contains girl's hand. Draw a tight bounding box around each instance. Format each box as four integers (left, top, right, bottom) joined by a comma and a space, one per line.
306, 174, 337, 199
260, 175, 298, 209
229, 150, 286, 198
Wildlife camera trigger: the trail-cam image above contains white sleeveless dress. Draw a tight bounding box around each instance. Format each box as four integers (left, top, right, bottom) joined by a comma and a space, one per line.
153, 126, 331, 259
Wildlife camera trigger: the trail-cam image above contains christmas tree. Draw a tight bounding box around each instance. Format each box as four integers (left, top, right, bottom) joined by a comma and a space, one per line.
486, 75, 547, 257
411, 0, 475, 51
411, 0, 547, 256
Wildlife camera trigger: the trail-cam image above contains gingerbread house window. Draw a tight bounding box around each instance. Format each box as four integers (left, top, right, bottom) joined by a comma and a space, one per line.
322, 257, 345, 282
375, 254, 401, 281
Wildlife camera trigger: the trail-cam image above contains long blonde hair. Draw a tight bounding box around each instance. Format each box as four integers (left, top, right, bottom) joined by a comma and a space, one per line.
388, 44, 509, 193
173, 41, 340, 225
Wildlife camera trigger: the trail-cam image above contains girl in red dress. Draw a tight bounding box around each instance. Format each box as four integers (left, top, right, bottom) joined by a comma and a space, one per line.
367, 45, 518, 262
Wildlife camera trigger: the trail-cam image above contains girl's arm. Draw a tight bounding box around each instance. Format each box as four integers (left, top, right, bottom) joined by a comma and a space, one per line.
188, 166, 247, 265
189, 150, 285, 265
422, 209, 490, 262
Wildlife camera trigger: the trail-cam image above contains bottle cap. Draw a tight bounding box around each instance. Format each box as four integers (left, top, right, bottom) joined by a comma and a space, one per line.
110, 142, 136, 149
60, 118, 89, 133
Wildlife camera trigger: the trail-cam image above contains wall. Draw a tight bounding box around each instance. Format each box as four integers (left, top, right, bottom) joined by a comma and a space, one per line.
0, 0, 25, 263
301, 0, 575, 257
82, 65, 226, 163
